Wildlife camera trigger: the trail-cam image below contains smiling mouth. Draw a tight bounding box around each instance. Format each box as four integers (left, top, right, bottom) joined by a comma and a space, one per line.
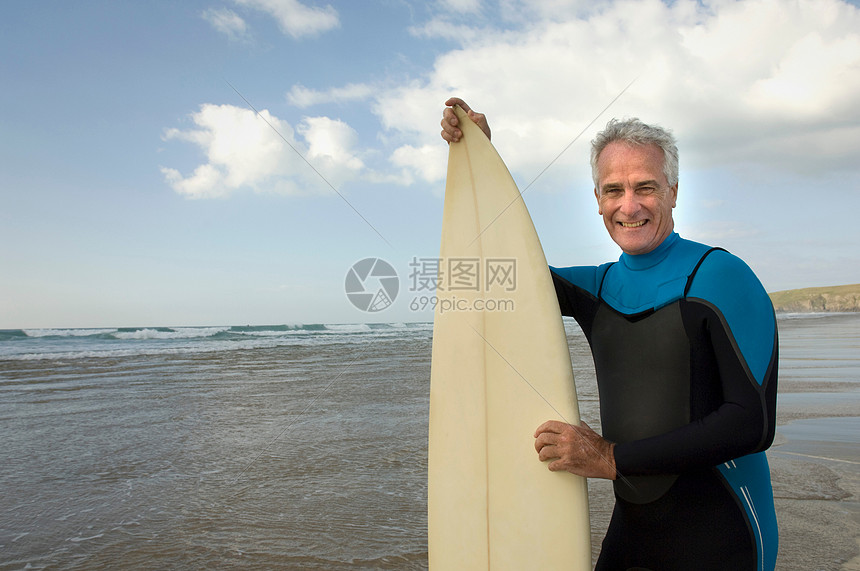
619, 220, 647, 228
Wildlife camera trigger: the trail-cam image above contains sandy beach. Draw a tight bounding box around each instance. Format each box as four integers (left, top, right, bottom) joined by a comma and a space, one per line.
770, 314, 860, 570
769, 397, 860, 569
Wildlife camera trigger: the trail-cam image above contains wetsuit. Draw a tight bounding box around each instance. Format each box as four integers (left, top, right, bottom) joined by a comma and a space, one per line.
551, 232, 778, 570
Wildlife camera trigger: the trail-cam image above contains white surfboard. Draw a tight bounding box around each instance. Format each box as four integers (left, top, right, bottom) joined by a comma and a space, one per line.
428, 106, 591, 570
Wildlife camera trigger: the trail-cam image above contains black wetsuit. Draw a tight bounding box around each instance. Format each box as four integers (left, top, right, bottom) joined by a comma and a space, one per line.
551, 232, 778, 570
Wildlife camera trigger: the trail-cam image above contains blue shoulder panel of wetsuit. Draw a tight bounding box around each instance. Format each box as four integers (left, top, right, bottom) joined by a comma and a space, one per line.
598, 234, 713, 315
686, 249, 776, 387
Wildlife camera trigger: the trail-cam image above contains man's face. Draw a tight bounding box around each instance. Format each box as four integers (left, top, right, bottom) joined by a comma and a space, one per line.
594, 141, 678, 256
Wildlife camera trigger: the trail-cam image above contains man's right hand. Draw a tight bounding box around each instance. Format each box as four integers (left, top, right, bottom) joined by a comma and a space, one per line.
440, 97, 491, 143
534, 420, 617, 480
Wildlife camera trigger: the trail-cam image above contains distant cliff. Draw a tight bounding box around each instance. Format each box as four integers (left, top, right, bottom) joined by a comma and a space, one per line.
769, 284, 860, 313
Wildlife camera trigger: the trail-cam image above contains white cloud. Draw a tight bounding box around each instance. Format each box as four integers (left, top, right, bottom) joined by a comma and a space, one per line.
390, 144, 448, 186
297, 116, 365, 174
409, 0, 486, 38
437, 0, 483, 14
746, 32, 860, 116
161, 163, 227, 199
408, 18, 485, 42
190, 0, 860, 194
202, 8, 249, 42
287, 83, 374, 108
373, 0, 860, 184
233, 0, 339, 39
161, 104, 364, 198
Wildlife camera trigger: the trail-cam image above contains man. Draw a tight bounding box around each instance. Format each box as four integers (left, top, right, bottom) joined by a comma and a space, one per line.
441, 98, 779, 570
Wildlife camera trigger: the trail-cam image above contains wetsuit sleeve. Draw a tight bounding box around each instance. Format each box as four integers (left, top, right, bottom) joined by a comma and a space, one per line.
613, 252, 778, 475
549, 265, 607, 338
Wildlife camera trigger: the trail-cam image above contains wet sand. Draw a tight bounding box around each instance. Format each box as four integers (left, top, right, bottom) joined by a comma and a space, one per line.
770, 395, 860, 569
770, 314, 860, 569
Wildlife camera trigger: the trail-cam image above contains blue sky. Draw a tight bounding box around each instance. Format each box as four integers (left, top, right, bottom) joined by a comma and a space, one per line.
2, 0, 859, 328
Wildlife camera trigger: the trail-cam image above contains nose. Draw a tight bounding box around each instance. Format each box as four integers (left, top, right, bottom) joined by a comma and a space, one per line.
618, 189, 641, 217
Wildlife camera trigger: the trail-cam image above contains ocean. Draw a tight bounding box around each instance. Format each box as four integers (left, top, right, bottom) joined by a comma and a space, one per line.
1, 314, 858, 569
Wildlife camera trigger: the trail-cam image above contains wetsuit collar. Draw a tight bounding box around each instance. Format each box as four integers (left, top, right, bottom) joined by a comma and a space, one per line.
620, 232, 679, 271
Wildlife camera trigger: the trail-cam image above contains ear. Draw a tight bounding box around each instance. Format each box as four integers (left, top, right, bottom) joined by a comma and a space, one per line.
594, 187, 602, 214
670, 183, 678, 208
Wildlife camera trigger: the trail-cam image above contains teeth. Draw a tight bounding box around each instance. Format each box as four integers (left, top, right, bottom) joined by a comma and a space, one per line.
620, 220, 646, 228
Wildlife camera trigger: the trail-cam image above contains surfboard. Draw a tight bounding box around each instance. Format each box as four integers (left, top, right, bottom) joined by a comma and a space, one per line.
427, 106, 592, 569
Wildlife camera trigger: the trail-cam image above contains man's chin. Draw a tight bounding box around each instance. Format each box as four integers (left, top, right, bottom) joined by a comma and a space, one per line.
614, 236, 657, 256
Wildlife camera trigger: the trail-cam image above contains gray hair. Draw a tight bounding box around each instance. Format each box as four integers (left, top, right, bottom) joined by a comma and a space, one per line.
590, 118, 679, 189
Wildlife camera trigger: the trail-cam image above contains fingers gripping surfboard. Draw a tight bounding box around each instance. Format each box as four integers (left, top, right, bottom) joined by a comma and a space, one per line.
428, 106, 591, 570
